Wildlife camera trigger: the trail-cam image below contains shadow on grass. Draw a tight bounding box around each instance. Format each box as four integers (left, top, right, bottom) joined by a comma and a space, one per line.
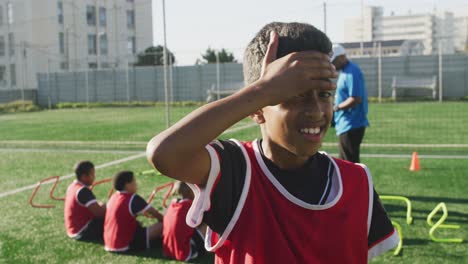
403, 238, 431, 246
101, 239, 215, 263
381, 196, 468, 224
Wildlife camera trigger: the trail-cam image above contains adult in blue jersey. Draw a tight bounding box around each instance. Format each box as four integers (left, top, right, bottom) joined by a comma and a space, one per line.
331, 44, 369, 163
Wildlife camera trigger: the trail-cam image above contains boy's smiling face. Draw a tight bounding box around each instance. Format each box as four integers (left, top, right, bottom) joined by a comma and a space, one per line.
254, 88, 333, 161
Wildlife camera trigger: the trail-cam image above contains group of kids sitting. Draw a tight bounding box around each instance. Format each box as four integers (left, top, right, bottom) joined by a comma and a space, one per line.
64, 160, 206, 261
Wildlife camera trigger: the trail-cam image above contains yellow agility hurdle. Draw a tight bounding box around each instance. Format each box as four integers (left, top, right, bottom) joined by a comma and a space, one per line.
426, 202, 463, 243
380, 195, 413, 225
391, 221, 403, 256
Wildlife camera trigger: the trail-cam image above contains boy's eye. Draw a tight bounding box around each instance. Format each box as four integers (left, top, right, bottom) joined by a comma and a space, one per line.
319, 91, 333, 98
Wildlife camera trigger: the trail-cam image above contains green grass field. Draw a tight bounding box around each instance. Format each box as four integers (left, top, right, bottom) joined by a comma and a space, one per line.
0, 102, 467, 263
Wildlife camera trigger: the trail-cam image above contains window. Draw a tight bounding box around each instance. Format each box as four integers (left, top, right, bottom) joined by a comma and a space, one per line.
8, 32, 14, 55
127, 0, 134, 2
7, 2, 12, 25
10, 63, 15, 85
0, 36, 4, 56
57, 1, 63, 24
99, 7, 106, 26
126, 10, 135, 28
88, 62, 97, 69
0, 6, 4, 26
88, 34, 96, 55
127, 36, 136, 54
86, 5, 96, 26
59, 32, 64, 54
0, 65, 5, 83
100, 34, 108, 55
60, 62, 68, 70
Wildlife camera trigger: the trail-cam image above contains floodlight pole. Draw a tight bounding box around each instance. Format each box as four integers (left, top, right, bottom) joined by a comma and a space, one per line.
162, 0, 170, 128
360, 0, 364, 56
323, 2, 327, 34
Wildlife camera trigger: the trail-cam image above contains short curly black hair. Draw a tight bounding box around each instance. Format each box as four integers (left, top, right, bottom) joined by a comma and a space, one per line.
74, 160, 94, 180
243, 22, 332, 85
113, 171, 134, 191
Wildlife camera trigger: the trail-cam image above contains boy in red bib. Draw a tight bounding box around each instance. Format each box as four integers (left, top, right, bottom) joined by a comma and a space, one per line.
162, 181, 206, 261
104, 171, 163, 253
147, 22, 399, 263
64, 161, 106, 241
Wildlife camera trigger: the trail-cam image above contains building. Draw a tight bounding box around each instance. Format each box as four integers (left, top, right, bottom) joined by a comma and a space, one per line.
344, 6, 457, 56
341, 39, 424, 58
454, 17, 468, 53
0, 0, 153, 90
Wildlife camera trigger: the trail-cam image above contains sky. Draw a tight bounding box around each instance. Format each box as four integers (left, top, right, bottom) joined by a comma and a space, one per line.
151, 0, 468, 65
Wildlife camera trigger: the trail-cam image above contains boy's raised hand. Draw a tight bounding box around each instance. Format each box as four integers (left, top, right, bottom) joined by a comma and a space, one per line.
258, 31, 338, 106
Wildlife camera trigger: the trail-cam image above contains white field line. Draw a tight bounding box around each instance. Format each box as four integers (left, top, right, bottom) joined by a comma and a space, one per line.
322, 143, 468, 148
0, 148, 141, 154
327, 153, 468, 159
0, 123, 257, 200
0, 152, 146, 199
0, 124, 258, 146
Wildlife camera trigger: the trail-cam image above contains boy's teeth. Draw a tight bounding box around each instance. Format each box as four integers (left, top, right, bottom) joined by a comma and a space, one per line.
301, 127, 321, 134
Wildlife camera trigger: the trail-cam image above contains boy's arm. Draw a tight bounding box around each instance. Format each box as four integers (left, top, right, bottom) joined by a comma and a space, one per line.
368, 189, 400, 259
146, 207, 164, 222
77, 188, 105, 217
88, 202, 106, 218
146, 31, 337, 185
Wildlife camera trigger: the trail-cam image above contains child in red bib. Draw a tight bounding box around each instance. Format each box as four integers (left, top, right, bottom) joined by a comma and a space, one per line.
147, 22, 399, 263
64, 161, 106, 241
162, 181, 206, 261
104, 171, 163, 252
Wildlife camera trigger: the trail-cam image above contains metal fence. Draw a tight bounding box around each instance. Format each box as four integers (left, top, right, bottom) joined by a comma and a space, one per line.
35, 63, 243, 106
0, 54, 467, 106
0, 89, 37, 104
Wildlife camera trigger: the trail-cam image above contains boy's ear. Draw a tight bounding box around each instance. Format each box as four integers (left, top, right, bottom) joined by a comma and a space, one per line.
250, 109, 265, 124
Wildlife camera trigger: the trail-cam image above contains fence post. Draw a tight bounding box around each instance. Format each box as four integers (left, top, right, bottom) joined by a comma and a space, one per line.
378, 42, 382, 103
216, 52, 220, 100
85, 69, 89, 107
169, 61, 174, 103
126, 62, 130, 104
47, 59, 51, 109
438, 40, 443, 103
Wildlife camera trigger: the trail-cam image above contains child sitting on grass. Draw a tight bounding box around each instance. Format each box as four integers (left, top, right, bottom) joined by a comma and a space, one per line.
162, 181, 206, 261
146, 22, 398, 263
64, 160, 106, 241
103, 170, 163, 253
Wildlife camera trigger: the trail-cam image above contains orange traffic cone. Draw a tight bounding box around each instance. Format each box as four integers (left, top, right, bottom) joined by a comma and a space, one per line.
409, 152, 421, 171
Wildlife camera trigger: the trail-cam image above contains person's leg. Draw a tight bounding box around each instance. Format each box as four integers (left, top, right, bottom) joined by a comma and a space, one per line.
192, 227, 207, 258
339, 127, 365, 163
78, 217, 104, 242
338, 131, 354, 162
148, 222, 163, 241
351, 127, 365, 163
129, 224, 149, 251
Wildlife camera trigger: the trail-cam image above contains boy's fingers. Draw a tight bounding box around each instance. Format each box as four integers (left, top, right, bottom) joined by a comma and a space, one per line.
293, 59, 338, 79
290, 50, 331, 61
306, 69, 339, 79
261, 31, 278, 75
306, 79, 337, 90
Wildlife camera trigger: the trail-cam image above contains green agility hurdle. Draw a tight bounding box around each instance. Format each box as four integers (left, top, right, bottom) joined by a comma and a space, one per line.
426, 202, 463, 243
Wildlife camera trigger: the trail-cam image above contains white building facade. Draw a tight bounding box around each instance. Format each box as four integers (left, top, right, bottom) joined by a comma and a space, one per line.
344, 6, 463, 56
0, 0, 153, 90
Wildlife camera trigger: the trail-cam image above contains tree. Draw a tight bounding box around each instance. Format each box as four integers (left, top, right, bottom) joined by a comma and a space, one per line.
135, 45, 176, 66
200, 48, 237, 64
